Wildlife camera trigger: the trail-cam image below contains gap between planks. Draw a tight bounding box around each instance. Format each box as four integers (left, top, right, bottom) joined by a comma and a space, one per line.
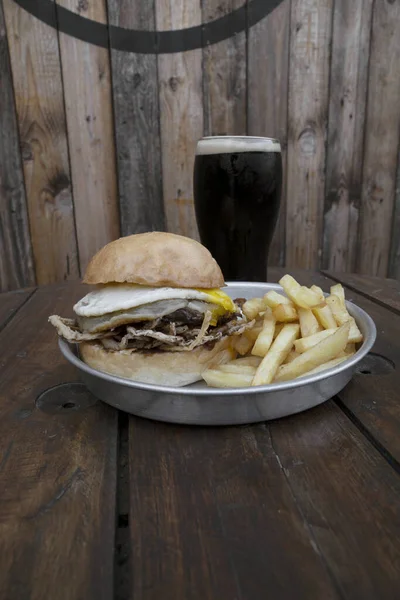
321, 271, 400, 317
334, 396, 400, 477
114, 411, 130, 600
0, 288, 37, 335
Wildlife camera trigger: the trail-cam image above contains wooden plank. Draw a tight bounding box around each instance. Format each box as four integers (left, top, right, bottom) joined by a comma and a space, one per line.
3, 0, 79, 285
202, 0, 247, 137
107, 0, 165, 236
0, 288, 34, 331
0, 282, 117, 600
0, 1, 35, 292
129, 404, 400, 599
388, 146, 400, 280
156, 0, 203, 240
323, 0, 373, 272
129, 418, 340, 599
248, 0, 290, 267
56, 0, 120, 272
357, 0, 400, 276
269, 402, 400, 599
285, 0, 334, 269
324, 271, 400, 314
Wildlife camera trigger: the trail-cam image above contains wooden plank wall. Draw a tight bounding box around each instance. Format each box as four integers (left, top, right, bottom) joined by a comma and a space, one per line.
0, 0, 399, 292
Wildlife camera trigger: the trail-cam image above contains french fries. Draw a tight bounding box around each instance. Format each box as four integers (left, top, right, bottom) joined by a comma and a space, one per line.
297, 355, 348, 378
202, 369, 254, 388
273, 304, 298, 322
273, 323, 285, 339
274, 323, 350, 382
313, 304, 337, 330
242, 297, 267, 320
326, 294, 363, 343
230, 356, 262, 367
219, 364, 256, 375
298, 307, 322, 337
279, 275, 321, 309
252, 324, 300, 386
201, 275, 364, 389
251, 308, 276, 357
232, 333, 254, 356
264, 290, 294, 309
283, 349, 300, 364
311, 285, 325, 303
330, 283, 345, 305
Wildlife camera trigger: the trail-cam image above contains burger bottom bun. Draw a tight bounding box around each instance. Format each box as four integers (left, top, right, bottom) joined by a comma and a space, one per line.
79, 338, 235, 387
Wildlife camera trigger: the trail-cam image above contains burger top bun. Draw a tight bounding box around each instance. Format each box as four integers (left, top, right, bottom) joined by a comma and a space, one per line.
83, 232, 225, 289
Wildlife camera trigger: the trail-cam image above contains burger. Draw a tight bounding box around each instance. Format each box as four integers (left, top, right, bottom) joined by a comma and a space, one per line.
49, 232, 252, 386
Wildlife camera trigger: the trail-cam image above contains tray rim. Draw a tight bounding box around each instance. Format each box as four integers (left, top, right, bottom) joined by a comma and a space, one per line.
59, 282, 376, 396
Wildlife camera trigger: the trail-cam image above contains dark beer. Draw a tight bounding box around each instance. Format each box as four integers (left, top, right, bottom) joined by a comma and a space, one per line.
193, 136, 282, 281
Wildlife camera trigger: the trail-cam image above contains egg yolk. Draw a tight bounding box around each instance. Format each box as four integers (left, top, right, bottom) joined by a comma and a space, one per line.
195, 288, 236, 325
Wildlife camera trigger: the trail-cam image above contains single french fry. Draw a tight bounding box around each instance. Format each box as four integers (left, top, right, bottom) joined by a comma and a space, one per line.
251, 308, 276, 357
296, 355, 349, 378
348, 318, 363, 343
227, 356, 262, 368
283, 349, 300, 364
244, 323, 264, 343
202, 369, 253, 388
344, 342, 356, 355
313, 304, 337, 330
326, 294, 349, 324
311, 285, 325, 303
298, 307, 322, 337
242, 297, 268, 320
294, 328, 337, 353
232, 333, 254, 356
326, 294, 363, 343
273, 323, 285, 339
330, 283, 346, 306
263, 290, 294, 309
219, 363, 256, 375
273, 303, 298, 322
279, 275, 321, 309
274, 323, 350, 382
252, 324, 300, 386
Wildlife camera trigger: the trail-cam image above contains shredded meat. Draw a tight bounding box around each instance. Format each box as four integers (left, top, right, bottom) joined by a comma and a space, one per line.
49, 297, 253, 353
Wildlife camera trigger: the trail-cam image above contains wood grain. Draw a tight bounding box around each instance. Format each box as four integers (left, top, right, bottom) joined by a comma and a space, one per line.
202, 0, 247, 137
0, 287, 34, 331
0, 282, 117, 600
357, 0, 400, 276
156, 0, 203, 240
388, 145, 400, 280
323, 0, 373, 272
286, 0, 333, 269
129, 418, 340, 599
108, 0, 165, 235
248, 0, 290, 267
108, 0, 165, 236
0, 1, 35, 292
270, 402, 400, 599
2, 0, 79, 284
56, 0, 120, 273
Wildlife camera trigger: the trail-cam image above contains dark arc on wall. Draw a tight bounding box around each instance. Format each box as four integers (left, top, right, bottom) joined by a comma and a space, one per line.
13, 0, 284, 53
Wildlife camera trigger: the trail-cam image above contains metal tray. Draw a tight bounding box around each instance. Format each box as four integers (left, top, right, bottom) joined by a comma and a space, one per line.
59, 282, 376, 425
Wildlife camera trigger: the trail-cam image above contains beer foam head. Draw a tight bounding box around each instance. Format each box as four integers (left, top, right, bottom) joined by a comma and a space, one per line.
196, 136, 281, 155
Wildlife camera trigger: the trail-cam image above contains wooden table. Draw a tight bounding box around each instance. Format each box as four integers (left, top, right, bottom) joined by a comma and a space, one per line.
1, 269, 400, 600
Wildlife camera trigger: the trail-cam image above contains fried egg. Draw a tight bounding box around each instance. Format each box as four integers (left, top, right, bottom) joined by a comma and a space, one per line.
74, 284, 235, 318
